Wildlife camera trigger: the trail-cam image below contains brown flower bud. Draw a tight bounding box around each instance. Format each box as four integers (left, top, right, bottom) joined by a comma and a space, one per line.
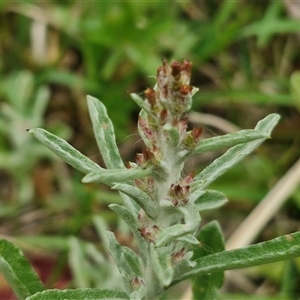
168, 183, 190, 206
171, 61, 182, 79
131, 277, 144, 291
144, 88, 157, 108
183, 127, 203, 149
171, 248, 186, 265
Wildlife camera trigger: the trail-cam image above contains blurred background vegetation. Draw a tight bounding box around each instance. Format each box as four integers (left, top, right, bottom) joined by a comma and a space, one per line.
1, 1, 300, 299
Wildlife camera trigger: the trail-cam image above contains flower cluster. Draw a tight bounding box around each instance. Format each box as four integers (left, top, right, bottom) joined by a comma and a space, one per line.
131, 59, 202, 253
29, 57, 279, 300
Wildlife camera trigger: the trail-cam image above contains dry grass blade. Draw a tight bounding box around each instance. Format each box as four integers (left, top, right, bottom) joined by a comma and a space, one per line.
188, 111, 241, 133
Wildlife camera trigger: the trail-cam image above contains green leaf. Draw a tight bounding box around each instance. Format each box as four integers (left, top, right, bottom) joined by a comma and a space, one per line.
122, 247, 142, 278
191, 221, 225, 299
112, 183, 158, 219
156, 204, 200, 247
25, 288, 129, 300
29, 128, 102, 174
194, 113, 280, 188
194, 221, 225, 257
109, 204, 147, 260
280, 260, 299, 298
174, 231, 300, 284
177, 234, 199, 245
87, 95, 124, 169
107, 231, 142, 289
194, 190, 227, 212
193, 129, 268, 155
173, 250, 196, 280
130, 93, 154, 117
150, 244, 174, 287
82, 167, 153, 185
0, 239, 44, 300
116, 193, 140, 223
191, 274, 218, 300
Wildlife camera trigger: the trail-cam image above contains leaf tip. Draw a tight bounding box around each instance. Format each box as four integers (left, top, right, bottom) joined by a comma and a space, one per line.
81, 173, 91, 183
27, 128, 39, 135
87, 94, 100, 107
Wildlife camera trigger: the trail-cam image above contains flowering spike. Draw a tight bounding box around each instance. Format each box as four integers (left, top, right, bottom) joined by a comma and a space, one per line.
29, 58, 280, 298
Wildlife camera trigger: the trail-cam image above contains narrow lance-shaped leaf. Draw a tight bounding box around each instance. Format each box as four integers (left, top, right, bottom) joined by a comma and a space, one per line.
193, 129, 268, 155
119, 192, 140, 218
156, 203, 200, 247
194, 113, 280, 188
177, 234, 199, 245
29, 128, 102, 174
84, 94, 146, 214
112, 183, 158, 219
192, 221, 225, 300
106, 231, 142, 294
130, 93, 155, 117
173, 231, 300, 285
0, 239, 44, 300
25, 288, 129, 300
193, 190, 227, 212
87, 95, 124, 169
82, 167, 154, 185
109, 204, 147, 261
150, 244, 174, 287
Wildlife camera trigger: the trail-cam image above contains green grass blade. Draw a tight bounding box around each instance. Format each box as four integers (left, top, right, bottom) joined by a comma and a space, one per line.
0, 239, 44, 300
68, 237, 90, 288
